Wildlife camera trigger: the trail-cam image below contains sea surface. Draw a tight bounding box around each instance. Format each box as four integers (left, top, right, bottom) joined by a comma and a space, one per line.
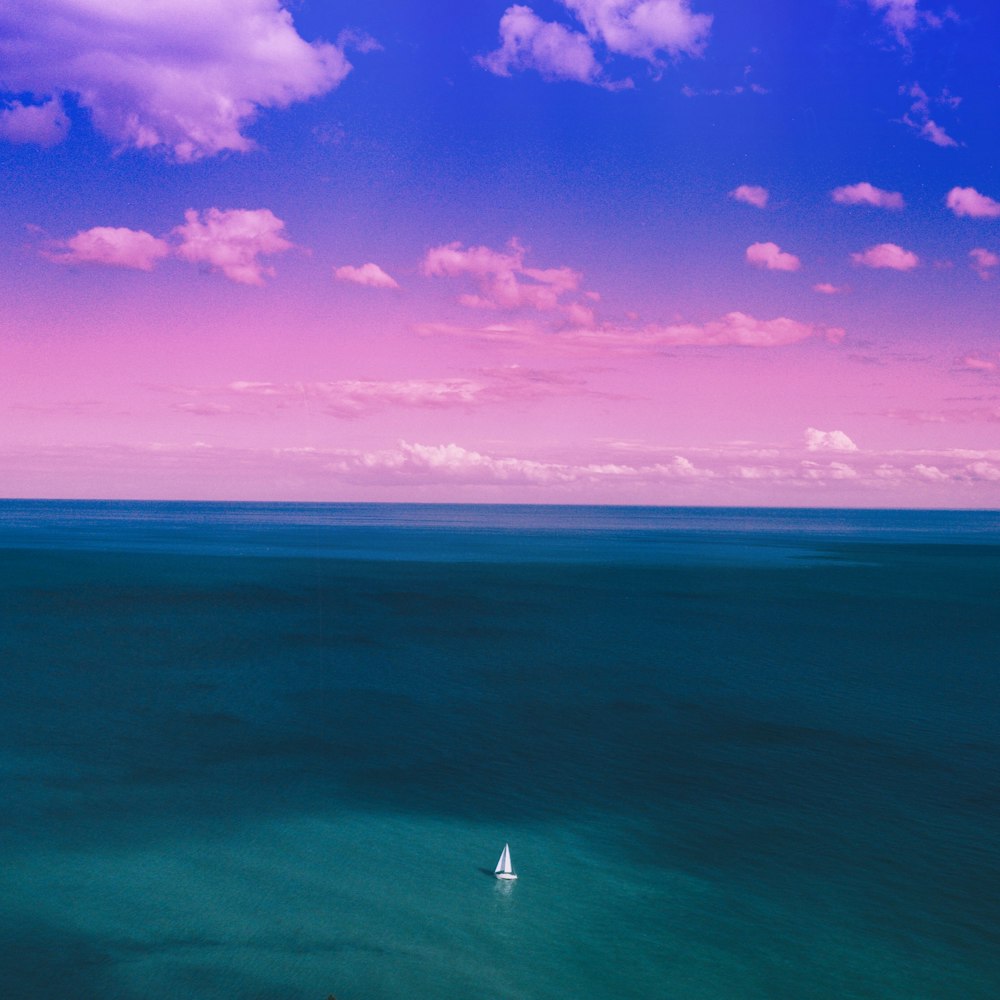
1, 501, 998, 1000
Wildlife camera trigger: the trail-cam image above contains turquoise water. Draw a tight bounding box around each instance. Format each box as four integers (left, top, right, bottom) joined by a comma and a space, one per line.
1, 501, 998, 999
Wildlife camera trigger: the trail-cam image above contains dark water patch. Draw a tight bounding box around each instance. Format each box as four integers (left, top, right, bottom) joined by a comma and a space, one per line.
0, 918, 119, 999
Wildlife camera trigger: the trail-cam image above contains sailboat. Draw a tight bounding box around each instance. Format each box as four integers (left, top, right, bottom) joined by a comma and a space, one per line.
494, 843, 517, 880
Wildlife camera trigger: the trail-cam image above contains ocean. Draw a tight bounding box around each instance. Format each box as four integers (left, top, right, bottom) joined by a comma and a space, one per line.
1, 501, 997, 999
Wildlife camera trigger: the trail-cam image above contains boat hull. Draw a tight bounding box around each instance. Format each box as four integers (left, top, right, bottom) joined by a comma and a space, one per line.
495, 872, 518, 880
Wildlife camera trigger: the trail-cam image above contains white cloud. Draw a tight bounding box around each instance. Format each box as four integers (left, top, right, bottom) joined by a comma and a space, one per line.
174, 208, 294, 285
966, 461, 1000, 481
338, 440, 714, 486
851, 243, 919, 270
479, 0, 712, 87
831, 182, 905, 210
11, 435, 1000, 501
0, 96, 69, 146
801, 460, 858, 480
913, 463, 950, 481
946, 187, 1000, 219
0, 0, 361, 161
805, 428, 858, 452
729, 185, 769, 208
745, 241, 801, 272
360, 441, 557, 484
813, 282, 844, 295
334, 263, 399, 289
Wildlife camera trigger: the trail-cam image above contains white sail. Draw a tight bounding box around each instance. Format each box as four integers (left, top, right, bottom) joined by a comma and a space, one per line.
495, 844, 510, 873
495, 843, 517, 879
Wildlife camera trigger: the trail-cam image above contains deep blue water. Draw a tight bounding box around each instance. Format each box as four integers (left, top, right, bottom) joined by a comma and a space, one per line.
1, 501, 998, 999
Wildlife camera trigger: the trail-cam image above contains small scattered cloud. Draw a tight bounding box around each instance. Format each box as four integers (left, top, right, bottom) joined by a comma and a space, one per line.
478, 0, 713, 88
476, 5, 608, 87
969, 248, 999, 280
869, 0, 954, 45
0, 96, 69, 147
851, 243, 919, 270
831, 182, 905, 210
0, 0, 364, 161
172, 366, 599, 419
174, 208, 293, 285
233, 378, 495, 417
560, 312, 843, 350
175, 402, 234, 416
919, 120, 958, 147
312, 122, 347, 146
869, 0, 919, 42
887, 405, 1000, 425
958, 354, 998, 373
899, 83, 959, 147
966, 461, 1000, 481
414, 321, 539, 345
422, 238, 592, 324
946, 187, 1000, 219
43, 207, 295, 284
805, 427, 858, 452
418, 309, 844, 352
43, 226, 171, 270
729, 185, 768, 208
334, 262, 399, 289
746, 241, 801, 272
681, 84, 769, 97
813, 282, 844, 294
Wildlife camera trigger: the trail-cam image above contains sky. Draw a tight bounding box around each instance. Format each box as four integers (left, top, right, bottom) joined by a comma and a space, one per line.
1, 0, 999, 506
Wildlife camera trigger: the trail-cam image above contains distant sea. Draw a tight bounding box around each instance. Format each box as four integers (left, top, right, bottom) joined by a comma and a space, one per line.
1, 501, 998, 1000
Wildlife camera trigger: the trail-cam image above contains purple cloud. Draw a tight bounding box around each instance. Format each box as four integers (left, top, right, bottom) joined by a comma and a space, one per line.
0, 0, 361, 161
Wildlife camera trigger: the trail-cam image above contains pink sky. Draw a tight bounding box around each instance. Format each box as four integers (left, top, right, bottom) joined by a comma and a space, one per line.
2, 0, 999, 506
